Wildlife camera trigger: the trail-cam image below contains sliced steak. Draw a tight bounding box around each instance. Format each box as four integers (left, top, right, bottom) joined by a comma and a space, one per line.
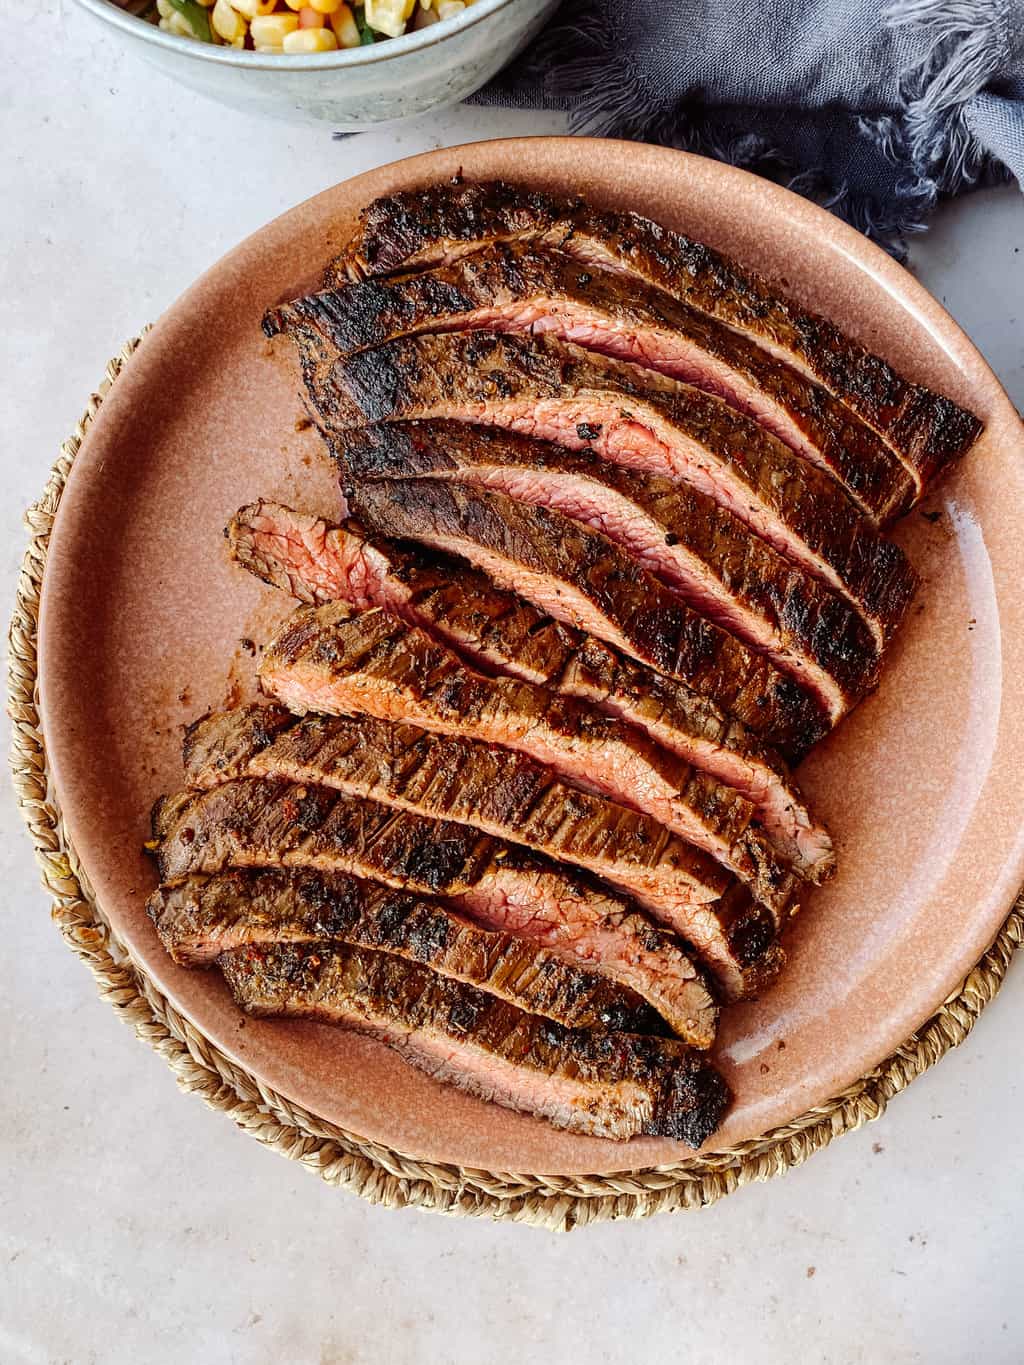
183, 703, 798, 984
153, 775, 735, 1027
344, 477, 828, 756
337, 421, 880, 720
227, 501, 833, 877
327, 179, 982, 495
148, 869, 666, 1033
279, 326, 918, 650
283, 242, 913, 521
219, 940, 731, 1145
259, 604, 800, 917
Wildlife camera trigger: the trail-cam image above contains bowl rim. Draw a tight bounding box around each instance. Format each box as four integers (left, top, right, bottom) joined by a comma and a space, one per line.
74, 0, 522, 69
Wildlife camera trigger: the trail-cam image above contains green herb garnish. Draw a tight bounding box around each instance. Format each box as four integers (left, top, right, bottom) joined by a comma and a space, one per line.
166, 0, 213, 41
356, 10, 377, 43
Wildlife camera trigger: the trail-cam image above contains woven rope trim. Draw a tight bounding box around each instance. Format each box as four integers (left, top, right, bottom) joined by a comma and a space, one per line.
9, 336, 1022, 1231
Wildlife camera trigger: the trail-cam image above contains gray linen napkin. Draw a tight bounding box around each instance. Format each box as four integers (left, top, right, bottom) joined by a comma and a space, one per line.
477, 0, 1024, 256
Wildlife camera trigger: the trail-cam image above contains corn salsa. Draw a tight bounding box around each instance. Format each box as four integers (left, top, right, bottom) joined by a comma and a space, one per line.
118, 0, 478, 52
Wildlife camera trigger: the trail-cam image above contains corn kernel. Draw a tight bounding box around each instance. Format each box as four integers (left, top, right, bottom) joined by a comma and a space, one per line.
253, 42, 283, 51
310, 0, 343, 11
231, 0, 276, 16
283, 25, 339, 50
437, 0, 465, 18
298, 7, 325, 27
212, 0, 247, 42
156, 0, 174, 16
364, 0, 416, 38
195, 0, 215, 7
282, 0, 306, 10
250, 11, 299, 42
330, 2, 360, 45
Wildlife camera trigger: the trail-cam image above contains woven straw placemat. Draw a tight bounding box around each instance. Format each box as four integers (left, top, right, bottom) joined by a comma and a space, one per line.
9, 337, 1022, 1231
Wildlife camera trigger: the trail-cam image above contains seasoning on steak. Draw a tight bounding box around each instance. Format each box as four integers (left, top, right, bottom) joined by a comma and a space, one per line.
152, 775, 736, 1028
227, 500, 834, 877
259, 603, 801, 918
279, 242, 914, 522
219, 940, 731, 1145
326, 179, 982, 495
148, 868, 666, 1034
183, 701, 798, 995
343, 475, 830, 750
275, 326, 918, 651
336, 421, 880, 721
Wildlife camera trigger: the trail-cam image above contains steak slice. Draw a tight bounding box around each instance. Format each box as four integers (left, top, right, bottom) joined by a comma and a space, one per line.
227, 501, 833, 877
259, 604, 800, 916
153, 776, 734, 1027
327, 179, 982, 495
337, 421, 880, 720
148, 869, 666, 1034
282, 242, 914, 522
183, 704, 798, 984
219, 941, 731, 1145
280, 326, 918, 650
343, 477, 828, 754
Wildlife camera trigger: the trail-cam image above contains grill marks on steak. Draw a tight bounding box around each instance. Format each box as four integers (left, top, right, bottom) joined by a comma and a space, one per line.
184, 704, 793, 986
283, 241, 914, 522
153, 775, 730, 1030
281, 327, 918, 651
327, 178, 982, 493
258, 604, 800, 918
337, 422, 879, 720
219, 941, 730, 1145
227, 501, 833, 877
149, 868, 666, 1034
342, 477, 829, 758
185, 704, 734, 901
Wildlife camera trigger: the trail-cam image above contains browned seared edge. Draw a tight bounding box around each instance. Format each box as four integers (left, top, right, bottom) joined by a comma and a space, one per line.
265, 324, 918, 653
219, 940, 731, 1147
323, 178, 982, 493
337, 423, 884, 726
152, 774, 733, 1035
149, 867, 668, 1035
256, 602, 800, 921
225, 499, 834, 881
182, 701, 790, 999
335, 421, 880, 723
281, 241, 914, 522
344, 476, 829, 761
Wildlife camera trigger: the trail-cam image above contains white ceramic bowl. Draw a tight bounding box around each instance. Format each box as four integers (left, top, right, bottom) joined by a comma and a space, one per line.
74, 0, 559, 126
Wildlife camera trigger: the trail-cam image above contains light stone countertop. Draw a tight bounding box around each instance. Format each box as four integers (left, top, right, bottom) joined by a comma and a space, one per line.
3, 7, 1023, 1363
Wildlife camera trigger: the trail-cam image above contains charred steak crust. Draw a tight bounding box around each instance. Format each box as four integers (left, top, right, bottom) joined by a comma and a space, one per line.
225, 500, 834, 876
182, 704, 295, 786
185, 703, 736, 885
152, 775, 728, 1033
325, 178, 982, 491
284, 241, 915, 522
182, 703, 792, 996
278, 326, 918, 651
256, 603, 802, 918
148, 869, 667, 1034
219, 939, 731, 1146
335, 421, 881, 720
342, 475, 829, 760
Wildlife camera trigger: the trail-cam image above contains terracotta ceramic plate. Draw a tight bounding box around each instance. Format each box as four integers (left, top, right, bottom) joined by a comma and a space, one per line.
38, 139, 1024, 1175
